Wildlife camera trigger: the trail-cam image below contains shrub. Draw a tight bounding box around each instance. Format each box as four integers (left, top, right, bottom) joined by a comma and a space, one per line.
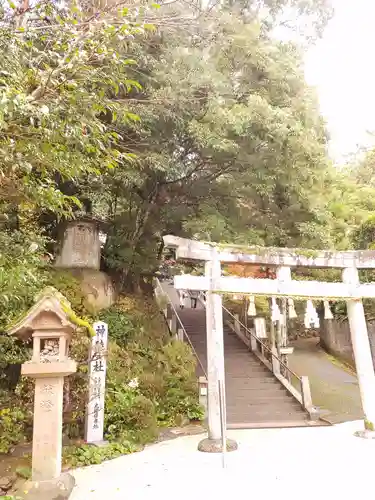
100, 295, 169, 347
105, 386, 158, 443
0, 407, 28, 453
1, 289, 203, 456
99, 307, 140, 346
0, 229, 48, 332
0, 335, 31, 392
63, 440, 139, 468
138, 341, 203, 425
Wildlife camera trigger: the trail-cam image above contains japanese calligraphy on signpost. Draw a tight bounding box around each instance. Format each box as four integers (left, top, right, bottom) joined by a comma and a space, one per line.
85, 321, 108, 443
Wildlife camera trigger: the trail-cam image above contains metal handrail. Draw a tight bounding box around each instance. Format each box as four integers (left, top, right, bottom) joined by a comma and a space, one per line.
155, 279, 208, 379
221, 304, 301, 384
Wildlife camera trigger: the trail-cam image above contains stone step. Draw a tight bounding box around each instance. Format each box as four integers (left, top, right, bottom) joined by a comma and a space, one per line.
226, 373, 277, 380
226, 399, 302, 409
227, 418, 309, 428
227, 410, 305, 419
226, 394, 296, 402
174, 307, 314, 428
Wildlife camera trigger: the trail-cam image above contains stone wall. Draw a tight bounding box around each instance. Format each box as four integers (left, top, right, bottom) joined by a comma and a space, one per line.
320, 319, 375, 369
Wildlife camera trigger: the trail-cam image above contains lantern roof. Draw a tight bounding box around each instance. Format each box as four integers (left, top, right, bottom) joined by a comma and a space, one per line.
8, 287, 77, 340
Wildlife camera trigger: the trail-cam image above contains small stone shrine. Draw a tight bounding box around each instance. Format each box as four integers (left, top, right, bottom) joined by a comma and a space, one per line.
8, 287, 77, 490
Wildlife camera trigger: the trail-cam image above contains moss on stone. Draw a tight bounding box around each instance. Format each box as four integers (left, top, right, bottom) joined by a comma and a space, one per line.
365, 419, 375, 431
207, 242, 321, 260
7, 286, 96, 338
43, 286, 96, 338
61, 303, 96, 338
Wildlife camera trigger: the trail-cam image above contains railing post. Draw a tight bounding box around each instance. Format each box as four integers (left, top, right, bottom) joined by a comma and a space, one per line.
166, 303, 172, 324
177, 327, 184, 342
250, 333, 257, 353
271, 345, 280, 375
234, 314, 241, 335
170, 311, 177, 335
254, 317, 267, 359
301, 376, 320, 421
276, 268, 291, 365
198, 376, 208, 420
301, 375, 312, 409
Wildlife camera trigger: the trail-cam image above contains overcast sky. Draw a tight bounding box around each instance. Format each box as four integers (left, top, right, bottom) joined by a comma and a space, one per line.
304, 0, 375, 162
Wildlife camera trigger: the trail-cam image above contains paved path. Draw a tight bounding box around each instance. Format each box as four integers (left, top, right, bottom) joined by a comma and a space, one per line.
289, 338, 363, 423
160, 281, 204, 310
70, 421, 375, 500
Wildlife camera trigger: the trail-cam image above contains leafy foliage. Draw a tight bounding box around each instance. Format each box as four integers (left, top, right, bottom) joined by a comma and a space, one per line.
63, 440, 139, 468
0, 1, 143, 216
0, 407, 29, 453
352, 215, 375, 250
0, 0, 148, 323
0, 0, 340, 292
46, 270, 89, 315
0, 228, 48, 330
2, 291, 202, 456
86, 4, 338, 290
105, 387, 158, 442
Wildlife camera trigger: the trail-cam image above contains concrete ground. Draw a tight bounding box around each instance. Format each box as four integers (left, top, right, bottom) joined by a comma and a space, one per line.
70, 421, 375, 500
289, 338, 363, 423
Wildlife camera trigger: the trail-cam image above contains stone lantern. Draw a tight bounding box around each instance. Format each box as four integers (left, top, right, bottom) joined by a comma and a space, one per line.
8, 287, 77, 488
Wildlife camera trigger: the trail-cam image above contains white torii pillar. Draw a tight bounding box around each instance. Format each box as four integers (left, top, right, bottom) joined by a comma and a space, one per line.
198, 250, 238, 453
343, 267, 375, 437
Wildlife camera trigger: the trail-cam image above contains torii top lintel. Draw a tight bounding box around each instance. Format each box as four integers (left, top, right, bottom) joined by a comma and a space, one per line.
163, 235, 375, 269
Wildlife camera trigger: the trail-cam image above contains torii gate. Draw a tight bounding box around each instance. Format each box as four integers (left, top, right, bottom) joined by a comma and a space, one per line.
164, 235, 375, 449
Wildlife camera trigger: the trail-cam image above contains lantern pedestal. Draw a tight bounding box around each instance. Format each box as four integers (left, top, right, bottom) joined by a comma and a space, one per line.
14, 366, 77, 499
23, 364, 76, 482
17, 472, 75, 500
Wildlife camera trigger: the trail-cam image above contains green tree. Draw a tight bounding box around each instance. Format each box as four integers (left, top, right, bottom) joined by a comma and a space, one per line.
91, 7, 336, 290
0, 0, 146, 320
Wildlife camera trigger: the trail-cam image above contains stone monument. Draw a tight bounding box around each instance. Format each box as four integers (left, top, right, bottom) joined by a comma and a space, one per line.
55, 216, 116, 311
55, 217, 103, 270
8, 288, 77, 498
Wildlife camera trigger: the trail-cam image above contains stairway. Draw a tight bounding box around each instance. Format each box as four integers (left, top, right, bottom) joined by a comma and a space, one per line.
179, 308, 313, 428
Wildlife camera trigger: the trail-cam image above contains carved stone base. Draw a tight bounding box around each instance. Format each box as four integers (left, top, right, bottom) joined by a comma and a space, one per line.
197, 437, 238, 453
354, 429, 375, 439
17, 473, 75, 500
308, 407, 321, 422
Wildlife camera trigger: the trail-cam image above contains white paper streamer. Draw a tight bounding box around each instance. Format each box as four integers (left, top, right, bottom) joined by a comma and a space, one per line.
247, 296, 256, 317
271, 297, 281, 322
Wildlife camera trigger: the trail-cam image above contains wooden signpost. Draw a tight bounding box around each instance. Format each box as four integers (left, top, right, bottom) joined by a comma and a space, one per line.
85, 321, 108, 445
